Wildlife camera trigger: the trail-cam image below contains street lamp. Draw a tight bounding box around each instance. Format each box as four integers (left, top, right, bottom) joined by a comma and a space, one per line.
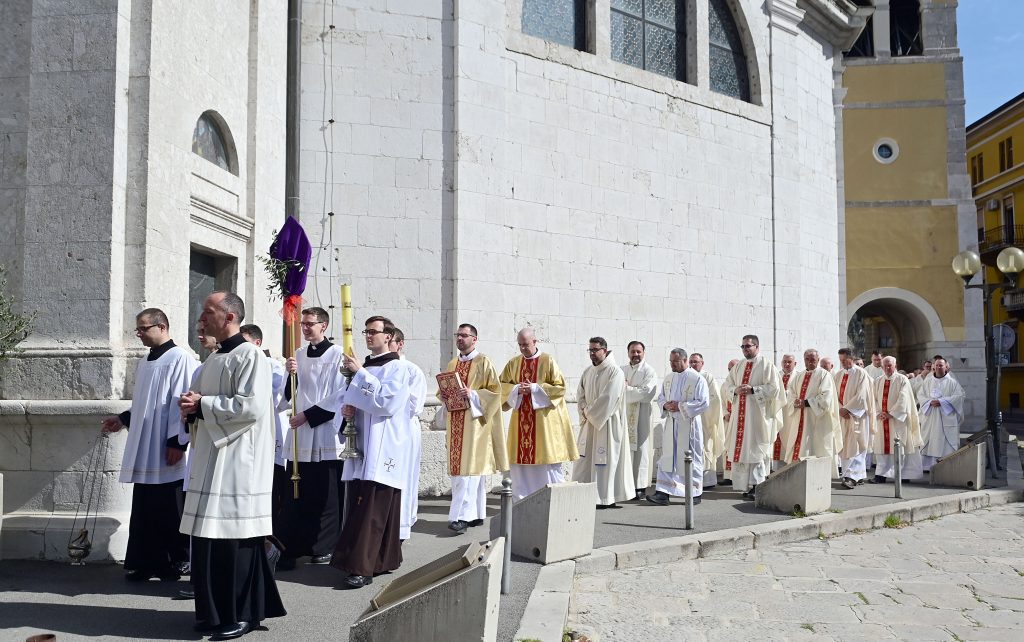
951, 246, 1024, 475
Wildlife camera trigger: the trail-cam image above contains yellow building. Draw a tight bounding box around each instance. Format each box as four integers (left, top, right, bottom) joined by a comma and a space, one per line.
967, 91, 1024, 411
840, 0, 984, 424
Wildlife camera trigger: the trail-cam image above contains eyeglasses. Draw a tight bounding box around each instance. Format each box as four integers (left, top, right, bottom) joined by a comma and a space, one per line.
300, 321, 325, 328
454, 333, 476, 339
587, 348, 606, 354
740, 344, 755, 349
135, 324, 160, 333
362, 329, 389, 336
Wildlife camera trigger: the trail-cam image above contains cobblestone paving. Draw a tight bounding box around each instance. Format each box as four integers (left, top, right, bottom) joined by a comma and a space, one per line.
568, 504, 1024, 641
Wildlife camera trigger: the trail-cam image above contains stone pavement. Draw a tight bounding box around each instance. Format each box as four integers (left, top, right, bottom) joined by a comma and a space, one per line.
568, 503, 1024, 642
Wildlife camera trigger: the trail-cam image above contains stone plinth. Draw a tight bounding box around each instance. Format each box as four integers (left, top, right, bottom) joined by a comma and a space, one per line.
756, 456, 832, 515
349, 538, 503, 642
930, 441, 986, 490
499, 482, 596, 564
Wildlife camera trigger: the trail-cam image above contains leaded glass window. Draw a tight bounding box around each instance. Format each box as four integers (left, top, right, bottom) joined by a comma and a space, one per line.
610, 0, 685, 81
192, 112, 234, 174
522, 0, 587, 50
708, 0, 750, 102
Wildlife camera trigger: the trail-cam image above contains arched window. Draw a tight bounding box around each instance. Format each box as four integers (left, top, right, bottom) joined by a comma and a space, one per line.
191, 111, 235, 174
708, 0, 750, 102
610, 0, 686, 82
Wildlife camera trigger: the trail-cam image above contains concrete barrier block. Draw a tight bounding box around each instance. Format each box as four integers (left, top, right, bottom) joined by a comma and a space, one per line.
1, 513, 128, 562
508, 482, 597, 564
930, 441, 986, 490
573, 549, 615, 574
699, 528, 755, 558
349, 539, 503, 642
748, 519, 822, 549
755, 456, 832, 515
607, 535, 700, 570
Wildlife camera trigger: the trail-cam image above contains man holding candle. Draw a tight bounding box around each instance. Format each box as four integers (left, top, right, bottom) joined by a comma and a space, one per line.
277, 306, 346, 571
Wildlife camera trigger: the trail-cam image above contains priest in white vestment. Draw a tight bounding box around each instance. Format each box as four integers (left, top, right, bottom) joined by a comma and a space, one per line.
648, 349, 709, 505
179, 292, 285, 638
723, 335, 784, 498
102, 308, 196, 582
916, 357, 965, 470
689, 353, 724, 489
772, 354, 800, 471
864, 352, 885, 380
781, 350, 842, 470
621, 340, 659, 499
572, 337, 634, 508
872, 356, 924, 481
279, 307, 346, 569
331, 316, 414, 589
834, 348, 876, 489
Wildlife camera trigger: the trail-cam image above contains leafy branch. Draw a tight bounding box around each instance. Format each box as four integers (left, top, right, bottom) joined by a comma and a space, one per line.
257, 253, 305, 301
0, 264, 35, 361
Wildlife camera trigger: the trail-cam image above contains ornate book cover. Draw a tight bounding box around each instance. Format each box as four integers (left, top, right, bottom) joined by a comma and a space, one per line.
436, 371, 470, 412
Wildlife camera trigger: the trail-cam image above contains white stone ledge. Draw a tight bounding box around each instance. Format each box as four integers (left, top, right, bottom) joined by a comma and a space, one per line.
0, 400, 130, 416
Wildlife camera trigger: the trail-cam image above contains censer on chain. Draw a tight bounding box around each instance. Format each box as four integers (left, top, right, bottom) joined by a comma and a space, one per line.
67, 432, 109, 565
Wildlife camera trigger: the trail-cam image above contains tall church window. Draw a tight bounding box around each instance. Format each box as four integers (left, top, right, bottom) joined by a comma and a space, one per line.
192, 111, 236, 174
845, 15, 874, 58
610, 0, 686, 82
708, 0, 750, 102
890, 0, 923, 57
522, 0, 587, 50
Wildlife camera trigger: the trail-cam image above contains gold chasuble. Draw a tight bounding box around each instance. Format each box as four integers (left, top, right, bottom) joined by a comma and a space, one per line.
442, 354, 510, 476
499, 352, 578, 466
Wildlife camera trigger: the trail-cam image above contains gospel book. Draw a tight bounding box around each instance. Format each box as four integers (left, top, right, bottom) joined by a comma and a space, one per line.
436, 371, 470, 412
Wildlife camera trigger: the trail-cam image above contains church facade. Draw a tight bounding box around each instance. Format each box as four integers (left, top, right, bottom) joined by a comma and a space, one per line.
0, 0, 864, 559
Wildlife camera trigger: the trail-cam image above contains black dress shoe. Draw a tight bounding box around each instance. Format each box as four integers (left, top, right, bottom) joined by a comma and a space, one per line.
691, 496, 702, 505
646, 491, 670, 506
596, 503, 621, 509
310, 553, 332, 564
276, 557, 297, 571
178, 587, 196, 599
467, 518, 484, 527
342, 574, 373, 589
720, 479, 733, 486
840, 477, 856, 490
448, 520, 468, 534
173, 561, 191, 575
209, 620, 252, 641
869, 475, 886, 484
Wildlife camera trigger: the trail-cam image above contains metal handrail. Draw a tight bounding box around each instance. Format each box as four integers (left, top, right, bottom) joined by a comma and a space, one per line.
980, 224, 1024, 253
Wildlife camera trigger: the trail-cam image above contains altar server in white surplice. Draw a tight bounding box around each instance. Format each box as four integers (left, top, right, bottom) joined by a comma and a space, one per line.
279, 306, 346, 569
648, 348, 709, 506
916, 357, 965, 470
782, 349, 842, 467
572, 337, 634, 509
834, 348, 876, 489
872, 356, 924, 482
388, 328, 426, 541
102, 307, 196, 582
178, 292, 285, 637
689, 352, 724, 489
621, 340, 659, 499
723, 336, 784, 498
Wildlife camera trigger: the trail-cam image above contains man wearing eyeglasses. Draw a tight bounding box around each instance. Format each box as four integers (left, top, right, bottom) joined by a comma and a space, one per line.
722, 335, 784, 499
499, 328, 579, 500
102, 308, 196, 582
437, 324, 509, 534
330, 316, 413, 589
277, 306, 346, 570
572, 337, 634, 509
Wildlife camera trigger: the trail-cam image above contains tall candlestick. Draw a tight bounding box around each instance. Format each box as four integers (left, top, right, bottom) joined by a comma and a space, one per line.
341, 284, 354, 356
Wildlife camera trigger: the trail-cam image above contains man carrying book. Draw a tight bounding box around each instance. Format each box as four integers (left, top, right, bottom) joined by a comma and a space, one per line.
437, 323, 510, 534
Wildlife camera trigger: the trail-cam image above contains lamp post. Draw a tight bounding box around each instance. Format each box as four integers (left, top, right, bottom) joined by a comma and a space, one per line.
951, 247, 1024, 474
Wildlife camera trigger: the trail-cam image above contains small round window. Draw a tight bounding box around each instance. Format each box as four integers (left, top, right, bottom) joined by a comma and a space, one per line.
872, 138, 899, 165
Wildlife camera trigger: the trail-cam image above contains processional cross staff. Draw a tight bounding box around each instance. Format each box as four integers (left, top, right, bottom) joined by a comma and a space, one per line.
268, 216, 311, 499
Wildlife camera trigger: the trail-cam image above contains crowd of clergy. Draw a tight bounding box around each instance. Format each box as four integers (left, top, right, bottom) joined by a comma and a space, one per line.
100, 291, 968, 641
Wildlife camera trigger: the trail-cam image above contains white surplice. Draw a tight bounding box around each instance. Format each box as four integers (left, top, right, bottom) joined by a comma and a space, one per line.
572, 353, 634, 505
655, 368, 709, 498
621, 360, 659, 491
916, 373, 965, 465
119, 345, 197, 484
284, 343, 345, 462
398, 355, 426, 539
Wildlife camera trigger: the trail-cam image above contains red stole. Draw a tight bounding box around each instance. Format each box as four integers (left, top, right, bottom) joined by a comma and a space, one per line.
732, 361, 754, 462
516, 357, 540, 464
881, 379, 892, 455
791, 371, 813, 461
448, 358, 473, 475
